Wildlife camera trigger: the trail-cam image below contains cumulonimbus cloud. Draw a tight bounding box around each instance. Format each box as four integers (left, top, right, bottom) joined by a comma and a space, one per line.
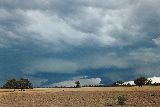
0, 0, 160, 86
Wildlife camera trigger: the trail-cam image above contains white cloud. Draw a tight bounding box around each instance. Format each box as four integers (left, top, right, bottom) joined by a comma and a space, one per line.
25, 10, 87, 44
47, 76, 101, 87
123, 81, 135, 85
148, 77, 160, 84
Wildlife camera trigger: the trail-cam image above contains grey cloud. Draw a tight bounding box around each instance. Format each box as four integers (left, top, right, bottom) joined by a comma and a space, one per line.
26, 76, 48, 87
152, 37, 160, 46
22, 59, 78, 74
1, 0, 160, 49
0, 0, 50, 10
1, 0, 160, 85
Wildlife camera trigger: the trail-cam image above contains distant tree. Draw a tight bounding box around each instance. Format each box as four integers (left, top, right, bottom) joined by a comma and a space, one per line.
146, 79, 152, 85
112, 82, 118, 86
75, 81, 81, 88
127, 83, 131, 86
19, 78, 33, 90
112, 80, 124, 86
2, 78, 33, 90
2, 78, 17, 89
116, 80, 124, 85
134, 77, 147, 87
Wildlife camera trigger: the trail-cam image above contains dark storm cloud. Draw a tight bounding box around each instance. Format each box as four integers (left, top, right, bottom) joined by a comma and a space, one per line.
0, 0, 160, 86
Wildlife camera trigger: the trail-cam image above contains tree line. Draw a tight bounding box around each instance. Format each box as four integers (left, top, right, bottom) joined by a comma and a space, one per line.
1, 77, 159, 89
112, 77, 156, 87
2, 78, 33, 90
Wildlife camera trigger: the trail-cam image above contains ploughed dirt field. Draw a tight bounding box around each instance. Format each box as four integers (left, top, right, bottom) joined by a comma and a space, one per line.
0, 86, 160, 107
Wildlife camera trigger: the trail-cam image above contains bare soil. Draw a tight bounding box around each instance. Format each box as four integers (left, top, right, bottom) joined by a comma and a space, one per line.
0, 86, 160, 107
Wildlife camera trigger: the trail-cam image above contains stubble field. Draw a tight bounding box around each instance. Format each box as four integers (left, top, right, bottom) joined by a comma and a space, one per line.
0, 86, 160, 107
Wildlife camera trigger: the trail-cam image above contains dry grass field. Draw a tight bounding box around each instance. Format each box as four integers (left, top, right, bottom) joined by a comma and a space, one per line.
0, 86, 160, 107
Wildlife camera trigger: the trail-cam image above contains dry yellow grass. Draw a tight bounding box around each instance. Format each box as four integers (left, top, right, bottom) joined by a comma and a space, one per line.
0, 86, 160, 107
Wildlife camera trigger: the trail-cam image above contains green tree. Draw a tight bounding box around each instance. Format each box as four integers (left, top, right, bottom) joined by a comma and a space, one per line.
19, 78, 33, 89
75, 81, 81, 88
116, 80, 124, 85
2, 78, 33, 89
112, 80, 124, 86
134, 77, 147, 87
2, 78, 17, 89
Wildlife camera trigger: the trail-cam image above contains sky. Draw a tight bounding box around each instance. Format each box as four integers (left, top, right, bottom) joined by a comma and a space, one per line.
0, 0, 160, 87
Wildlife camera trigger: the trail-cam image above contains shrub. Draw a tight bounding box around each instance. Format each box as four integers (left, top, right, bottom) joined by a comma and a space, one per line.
117, 95, 127, 107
